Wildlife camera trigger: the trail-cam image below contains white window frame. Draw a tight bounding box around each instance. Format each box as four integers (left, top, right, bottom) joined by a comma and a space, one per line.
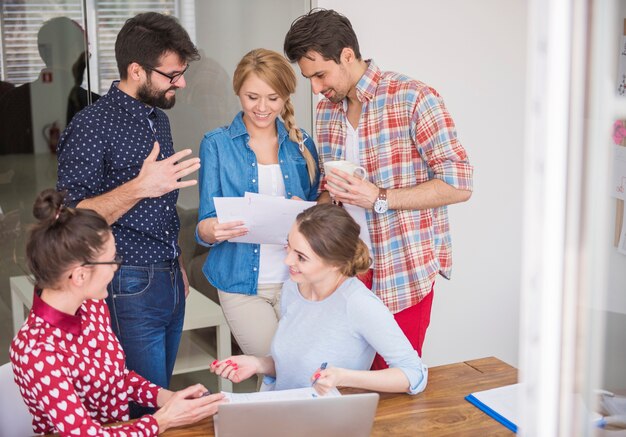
520, 0, 620, 435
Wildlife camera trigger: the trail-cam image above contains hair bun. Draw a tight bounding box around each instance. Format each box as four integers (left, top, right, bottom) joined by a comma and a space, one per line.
32, 188, 65, 222
348, 239, 372, 276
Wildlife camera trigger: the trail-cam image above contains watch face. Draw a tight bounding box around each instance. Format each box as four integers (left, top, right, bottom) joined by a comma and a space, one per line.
374, 199, 388, 213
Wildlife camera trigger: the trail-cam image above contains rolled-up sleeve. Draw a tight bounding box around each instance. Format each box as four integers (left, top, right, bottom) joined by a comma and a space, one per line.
411, 86, 473, 192
349, 292, 428, 395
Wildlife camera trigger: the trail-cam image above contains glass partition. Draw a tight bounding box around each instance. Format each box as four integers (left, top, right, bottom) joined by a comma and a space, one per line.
520, 0, 626, 434
1, 3, 91, 372
0, 1, 312, 381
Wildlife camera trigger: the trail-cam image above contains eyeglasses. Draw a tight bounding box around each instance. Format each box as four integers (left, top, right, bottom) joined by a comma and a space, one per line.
82, 256, 123, 269
69, 256, 123, 279
144, 65, 189, 84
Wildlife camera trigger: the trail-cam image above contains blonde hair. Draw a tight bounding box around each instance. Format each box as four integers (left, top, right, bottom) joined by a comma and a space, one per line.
233, 48, 317, 183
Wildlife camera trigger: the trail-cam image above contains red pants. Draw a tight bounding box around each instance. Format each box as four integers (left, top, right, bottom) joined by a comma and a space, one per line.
357, 270, 434, 369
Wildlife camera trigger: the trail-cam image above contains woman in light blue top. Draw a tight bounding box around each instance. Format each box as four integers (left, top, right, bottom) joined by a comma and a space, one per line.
210, 204, 428, 395
196, 49, 319, 358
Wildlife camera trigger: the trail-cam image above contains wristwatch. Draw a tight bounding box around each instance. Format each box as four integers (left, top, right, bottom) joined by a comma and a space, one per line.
373, 188, 388, 214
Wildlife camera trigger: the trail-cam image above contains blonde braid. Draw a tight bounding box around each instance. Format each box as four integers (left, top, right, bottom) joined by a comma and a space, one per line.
282, 99, 317, 184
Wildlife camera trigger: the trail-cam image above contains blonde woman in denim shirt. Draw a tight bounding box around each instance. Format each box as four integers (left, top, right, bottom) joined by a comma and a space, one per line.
196, 49, 320, 359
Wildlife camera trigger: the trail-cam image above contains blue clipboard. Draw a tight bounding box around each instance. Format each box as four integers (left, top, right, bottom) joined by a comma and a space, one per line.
465, 392, 518, 433
465, 383, 520, 433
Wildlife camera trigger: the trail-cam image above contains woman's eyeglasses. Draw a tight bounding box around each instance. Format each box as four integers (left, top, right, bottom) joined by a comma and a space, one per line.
82, 256, 123, 268
69, 256, 123, 279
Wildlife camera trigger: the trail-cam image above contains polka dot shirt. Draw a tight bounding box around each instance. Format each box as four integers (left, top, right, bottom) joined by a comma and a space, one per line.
57, 81, 180, 265
10, 291, 162, 436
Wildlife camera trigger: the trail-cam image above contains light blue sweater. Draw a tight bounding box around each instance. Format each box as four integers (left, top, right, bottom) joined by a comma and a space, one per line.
270, 277, 428, 394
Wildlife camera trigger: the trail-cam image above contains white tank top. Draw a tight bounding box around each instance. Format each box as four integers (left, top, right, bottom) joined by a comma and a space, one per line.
257, 163, 289, 284
342, 115, 373, 251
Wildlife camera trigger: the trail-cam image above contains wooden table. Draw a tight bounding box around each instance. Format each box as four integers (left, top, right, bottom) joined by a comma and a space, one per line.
161, 356, 517, 437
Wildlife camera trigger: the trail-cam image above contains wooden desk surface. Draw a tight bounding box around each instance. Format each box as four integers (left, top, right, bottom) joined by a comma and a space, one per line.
161, 356, 517, 437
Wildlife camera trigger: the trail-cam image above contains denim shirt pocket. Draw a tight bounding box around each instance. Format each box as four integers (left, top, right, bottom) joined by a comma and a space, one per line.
279, 143, 310, 198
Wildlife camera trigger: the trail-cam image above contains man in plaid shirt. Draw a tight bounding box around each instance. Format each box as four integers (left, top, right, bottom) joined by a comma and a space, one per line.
284, 9, 473, 367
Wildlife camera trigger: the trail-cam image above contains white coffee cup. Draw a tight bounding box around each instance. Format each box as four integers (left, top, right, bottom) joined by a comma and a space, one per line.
323, 160, 367, 192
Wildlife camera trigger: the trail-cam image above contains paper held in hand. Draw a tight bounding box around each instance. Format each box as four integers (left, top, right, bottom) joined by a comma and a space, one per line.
214, 192, 316, 245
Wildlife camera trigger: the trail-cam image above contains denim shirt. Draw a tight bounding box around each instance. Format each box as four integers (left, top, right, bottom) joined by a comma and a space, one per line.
196, 112, 320, 294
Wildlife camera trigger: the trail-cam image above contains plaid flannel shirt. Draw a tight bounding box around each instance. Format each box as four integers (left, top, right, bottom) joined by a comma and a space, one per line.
316, 61, 473, 313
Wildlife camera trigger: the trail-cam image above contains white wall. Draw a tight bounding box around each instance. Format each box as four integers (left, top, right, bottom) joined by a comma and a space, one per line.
316, 0, 527, 367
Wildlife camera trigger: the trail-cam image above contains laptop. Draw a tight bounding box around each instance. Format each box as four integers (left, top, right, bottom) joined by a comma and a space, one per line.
214, 392, 380, 437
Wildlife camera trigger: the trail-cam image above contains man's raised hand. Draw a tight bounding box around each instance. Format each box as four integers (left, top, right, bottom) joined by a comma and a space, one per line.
135, 142, 201, 198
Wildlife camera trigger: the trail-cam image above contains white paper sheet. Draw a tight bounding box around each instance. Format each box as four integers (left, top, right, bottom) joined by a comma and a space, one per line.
468, 383, 521, 428
221, 387, 341, 404
468, 383, 602, 431
214, 194, 316, 245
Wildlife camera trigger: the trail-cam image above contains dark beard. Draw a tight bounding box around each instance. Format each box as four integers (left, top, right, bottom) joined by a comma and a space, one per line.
136, 80, 176, 109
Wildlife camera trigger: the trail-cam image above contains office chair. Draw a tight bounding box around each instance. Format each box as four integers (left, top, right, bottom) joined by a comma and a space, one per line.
0, 362, 34, 437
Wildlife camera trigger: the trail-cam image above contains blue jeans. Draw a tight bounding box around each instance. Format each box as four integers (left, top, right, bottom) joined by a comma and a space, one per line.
106, 260, 185, 418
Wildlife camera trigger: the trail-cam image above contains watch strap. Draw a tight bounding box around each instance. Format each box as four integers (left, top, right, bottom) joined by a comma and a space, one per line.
377, 188, 387, 202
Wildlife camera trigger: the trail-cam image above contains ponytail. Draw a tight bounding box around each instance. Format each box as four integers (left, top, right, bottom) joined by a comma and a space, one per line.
282, 98, 317, 184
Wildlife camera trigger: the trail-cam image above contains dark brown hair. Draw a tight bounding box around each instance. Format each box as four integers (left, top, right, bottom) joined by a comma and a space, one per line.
295, 204, 371, 277
284, 9, 361, 64
26, 189, 110, 289
115, 12, 200, 79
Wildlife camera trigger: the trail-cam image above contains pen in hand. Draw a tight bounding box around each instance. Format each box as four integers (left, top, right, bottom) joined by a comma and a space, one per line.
311, 362, 328, 386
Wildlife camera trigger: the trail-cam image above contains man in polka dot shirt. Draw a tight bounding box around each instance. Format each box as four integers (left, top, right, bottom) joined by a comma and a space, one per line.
57, 12, 200, 418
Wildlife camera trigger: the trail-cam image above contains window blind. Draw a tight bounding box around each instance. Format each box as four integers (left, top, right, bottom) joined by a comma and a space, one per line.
0, 0, 177, 92
0, 1, 83, 85
93, 1, 177, 93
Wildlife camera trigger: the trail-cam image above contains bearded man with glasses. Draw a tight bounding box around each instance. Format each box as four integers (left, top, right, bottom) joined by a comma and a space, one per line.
57, 12, 200, 419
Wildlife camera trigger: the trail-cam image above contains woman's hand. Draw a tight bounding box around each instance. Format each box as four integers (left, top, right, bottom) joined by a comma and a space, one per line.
311, 365, 345, 396
156, 388, 175, 408
209, 356, 261, 384
197, 217, 247, 244
153, 384, 226, 433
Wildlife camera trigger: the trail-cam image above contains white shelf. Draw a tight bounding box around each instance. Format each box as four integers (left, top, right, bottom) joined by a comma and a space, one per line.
173, 331, 215, 375
183, 287, 227, 331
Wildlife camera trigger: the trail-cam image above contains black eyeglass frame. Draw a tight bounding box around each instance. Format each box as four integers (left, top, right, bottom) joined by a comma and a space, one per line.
68, 256, 123, 279
81, 256, 123, 268
144, 65, 189, 84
